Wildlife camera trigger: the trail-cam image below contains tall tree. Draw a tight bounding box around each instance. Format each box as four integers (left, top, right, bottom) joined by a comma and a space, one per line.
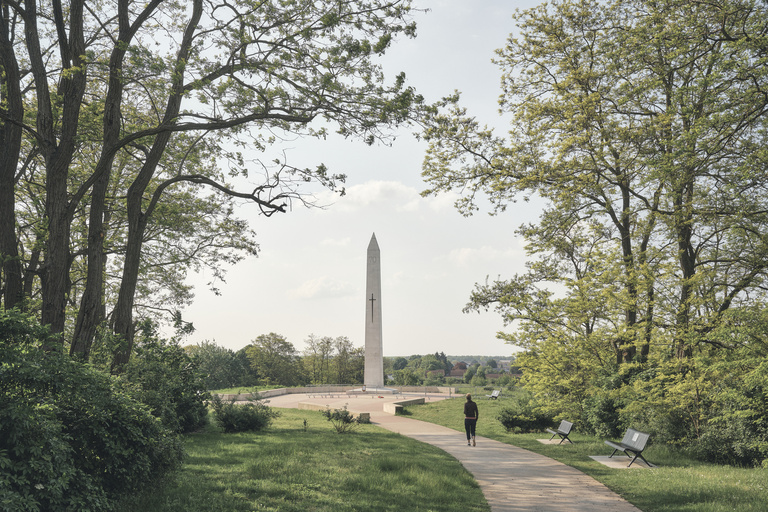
2, 0, 423, 366
245, 333, 305, 387
421, 0, 768, 364
303, 334, 335, 384
332, 336, 364, 384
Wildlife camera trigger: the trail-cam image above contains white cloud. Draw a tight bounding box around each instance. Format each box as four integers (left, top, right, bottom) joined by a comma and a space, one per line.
444, 246, 524, 267
321, 237, 351, 247
287, 276, 355, 300
424, 190, 462, 213
315, 180, 455, 214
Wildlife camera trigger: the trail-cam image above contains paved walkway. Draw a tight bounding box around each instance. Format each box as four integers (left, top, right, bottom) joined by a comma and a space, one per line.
264, 392, 641, 512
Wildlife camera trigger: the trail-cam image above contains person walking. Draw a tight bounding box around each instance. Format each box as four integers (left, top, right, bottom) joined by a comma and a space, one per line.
464, 393, 479, 446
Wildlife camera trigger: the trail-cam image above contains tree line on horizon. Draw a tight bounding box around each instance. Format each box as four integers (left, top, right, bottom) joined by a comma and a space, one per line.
188, 336, 518, 390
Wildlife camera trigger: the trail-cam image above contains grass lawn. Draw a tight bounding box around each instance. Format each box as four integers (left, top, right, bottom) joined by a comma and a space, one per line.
116, 408, 489, 512
402, 396, 768, 512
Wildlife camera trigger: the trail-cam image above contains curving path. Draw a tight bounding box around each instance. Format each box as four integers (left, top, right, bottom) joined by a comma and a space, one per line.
264, 392, 641, 512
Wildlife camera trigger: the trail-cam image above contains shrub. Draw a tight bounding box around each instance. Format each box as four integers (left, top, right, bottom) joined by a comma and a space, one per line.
322, 405, 362, 433
0, 393, 88, 511
470, 375, 487, 387
497, 408, 553, 433
210, 394, 279, 433
0, 310, 184, 511
691, 416, 768, 467
122, 322, 210, 433
581, 393, 623, 438
496, 392, 554, 433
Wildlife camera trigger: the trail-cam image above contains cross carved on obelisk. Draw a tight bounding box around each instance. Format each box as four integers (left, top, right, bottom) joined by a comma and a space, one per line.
369, 293, 376, 321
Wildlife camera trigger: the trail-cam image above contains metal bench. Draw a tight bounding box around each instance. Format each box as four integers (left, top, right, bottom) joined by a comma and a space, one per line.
605, 428, 654, 467
545, 420, 574, 444
485, 390, 501, 400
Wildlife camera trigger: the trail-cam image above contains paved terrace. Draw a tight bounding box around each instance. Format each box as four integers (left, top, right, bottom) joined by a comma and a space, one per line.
253, 390, 641, 512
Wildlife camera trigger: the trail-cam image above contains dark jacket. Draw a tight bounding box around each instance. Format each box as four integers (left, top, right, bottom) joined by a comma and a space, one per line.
464, 400, 478, 419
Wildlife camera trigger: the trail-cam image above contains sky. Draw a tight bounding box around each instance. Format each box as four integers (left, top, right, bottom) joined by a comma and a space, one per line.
179, 0, 544, 357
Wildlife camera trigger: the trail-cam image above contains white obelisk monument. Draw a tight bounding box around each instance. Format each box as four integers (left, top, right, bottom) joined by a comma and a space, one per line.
364, 233, 384, 388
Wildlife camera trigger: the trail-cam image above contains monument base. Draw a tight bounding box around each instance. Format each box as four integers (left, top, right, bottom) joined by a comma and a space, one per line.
352, 386, 399, 394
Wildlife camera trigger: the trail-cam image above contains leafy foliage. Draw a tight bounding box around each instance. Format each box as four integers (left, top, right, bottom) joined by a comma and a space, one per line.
187, 340, 256, 390
302, 335, 365, 385
419, 0, 768, 466
2, 0, 425, 368
0, 310, 184, 510
245, 333, 308, 387
121, 322, 210, 433
496, 392, 554, 434
210, 393, 280, 434
322, 405, 364, 434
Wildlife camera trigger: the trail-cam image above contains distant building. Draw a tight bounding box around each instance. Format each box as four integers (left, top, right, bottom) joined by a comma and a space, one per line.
449, 362, 468, 378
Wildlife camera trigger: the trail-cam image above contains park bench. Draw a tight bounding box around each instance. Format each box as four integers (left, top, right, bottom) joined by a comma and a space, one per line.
545, 420, 574, 444
605, 428, 654, 467
485, 390, 501, 400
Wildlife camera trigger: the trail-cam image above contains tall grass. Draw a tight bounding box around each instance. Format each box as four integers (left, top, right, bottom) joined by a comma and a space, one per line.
116, 408, 488, 512
403, 396, 768, 512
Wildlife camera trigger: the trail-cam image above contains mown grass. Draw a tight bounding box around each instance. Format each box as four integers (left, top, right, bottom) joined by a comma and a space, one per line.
402, 396, 768, 512
116, 408, 488, 512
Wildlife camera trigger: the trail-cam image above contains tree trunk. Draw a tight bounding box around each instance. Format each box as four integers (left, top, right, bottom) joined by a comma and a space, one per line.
31, 0, 87, 343
70, 167, 109, 359
674, 183, 697, 359
0, 7, 24, 310
72, 7, 134, 359
111, 0, 204, 370
110, 209, 146, 370
618, 182, 638, 364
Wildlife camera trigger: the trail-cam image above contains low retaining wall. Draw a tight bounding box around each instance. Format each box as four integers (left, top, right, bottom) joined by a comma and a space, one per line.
383, 397, 425, 415
216, 386, 457, 402
299, 398, 425, 416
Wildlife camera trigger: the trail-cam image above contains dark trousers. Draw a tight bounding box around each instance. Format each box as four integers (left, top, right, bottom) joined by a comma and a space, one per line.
464, 418, 477, 440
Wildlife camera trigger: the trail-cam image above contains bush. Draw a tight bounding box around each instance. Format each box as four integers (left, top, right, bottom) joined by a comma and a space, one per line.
122, 322, 210, 433
322, 405, 362, 433
581, 393, 623, 438
497, 408, 553, 433
470, 375, 487, 387
210, 394, 279, 433
496, 392, 554, 433
0, 395, 86, 511
691, 416, 768, 467
0, 310, 184, 511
